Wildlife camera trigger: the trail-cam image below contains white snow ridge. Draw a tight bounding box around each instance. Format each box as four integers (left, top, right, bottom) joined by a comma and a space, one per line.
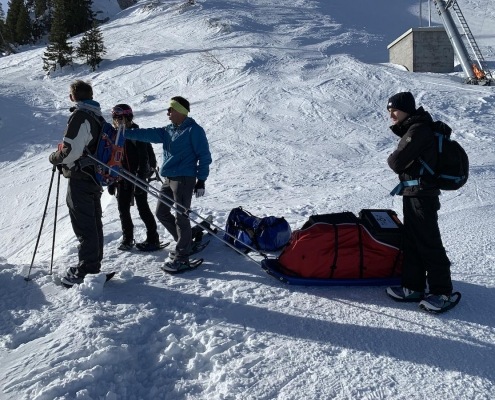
1, 0, 495, 399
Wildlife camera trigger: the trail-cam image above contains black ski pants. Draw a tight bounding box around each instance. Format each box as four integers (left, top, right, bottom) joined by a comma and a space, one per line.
66, 178, 103, 275
117, 180, 158, 243
401, 196, 453, 295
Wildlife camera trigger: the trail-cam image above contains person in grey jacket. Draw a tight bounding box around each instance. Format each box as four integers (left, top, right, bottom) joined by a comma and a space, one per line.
125, 96, 212, 272
385, 92, 459, 313
49, 80, 104, 287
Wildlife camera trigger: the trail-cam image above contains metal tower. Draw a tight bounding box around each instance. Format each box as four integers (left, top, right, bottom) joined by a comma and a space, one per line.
432, 0, 493, 85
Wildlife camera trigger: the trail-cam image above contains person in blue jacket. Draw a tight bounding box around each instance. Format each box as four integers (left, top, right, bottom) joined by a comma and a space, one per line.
124, 96, 212, 272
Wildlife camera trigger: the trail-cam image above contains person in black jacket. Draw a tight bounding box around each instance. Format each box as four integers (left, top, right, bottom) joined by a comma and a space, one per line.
385, 92, 460, 313
49, 80, 104, 287
109, 104, 161, 252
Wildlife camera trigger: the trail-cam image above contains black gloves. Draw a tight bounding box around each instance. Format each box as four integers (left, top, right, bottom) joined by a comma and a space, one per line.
108, 184, 117, 196
146, 167, 163, 183
137, 167, 154, 181
146, 167, 155, 179
194, 179, 205, 198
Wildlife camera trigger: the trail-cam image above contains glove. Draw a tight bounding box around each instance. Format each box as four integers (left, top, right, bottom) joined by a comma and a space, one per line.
56, 164, 64, 173
108, 184, 117, 196
138, 167, 153, 181
194, 179, 205, 198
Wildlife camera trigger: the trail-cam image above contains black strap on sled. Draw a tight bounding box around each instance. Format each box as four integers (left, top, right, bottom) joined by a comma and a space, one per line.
329, 225, 338, 278
357, 224, 364, 279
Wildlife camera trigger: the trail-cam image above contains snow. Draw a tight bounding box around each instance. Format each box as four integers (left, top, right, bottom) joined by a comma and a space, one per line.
1, 0, 495, 398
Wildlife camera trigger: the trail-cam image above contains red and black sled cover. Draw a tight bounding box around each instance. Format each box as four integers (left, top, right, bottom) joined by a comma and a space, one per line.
278, 222, 402, 280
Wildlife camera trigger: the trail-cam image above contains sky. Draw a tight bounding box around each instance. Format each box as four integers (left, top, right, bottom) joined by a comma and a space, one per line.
1, 0, 495, 399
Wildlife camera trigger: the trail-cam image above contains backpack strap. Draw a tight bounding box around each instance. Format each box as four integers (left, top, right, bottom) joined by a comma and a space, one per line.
76, 110, 104, 161
390, 180, 420, 196
417, 132, 445, 177
422, 133, 465, 185
73, 112, 108, 186
390, 130, 444, 196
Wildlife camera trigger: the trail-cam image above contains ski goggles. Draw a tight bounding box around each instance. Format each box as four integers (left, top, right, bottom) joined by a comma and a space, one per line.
111, 106, 133, 119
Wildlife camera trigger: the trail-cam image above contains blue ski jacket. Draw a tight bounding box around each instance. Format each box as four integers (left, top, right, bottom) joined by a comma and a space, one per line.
125, 117, 212, 181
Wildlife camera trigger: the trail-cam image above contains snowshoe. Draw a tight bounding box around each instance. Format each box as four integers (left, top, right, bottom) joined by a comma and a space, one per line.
419, 292, 461, 313
135, 241, 170, 252
160, 258, 203, 274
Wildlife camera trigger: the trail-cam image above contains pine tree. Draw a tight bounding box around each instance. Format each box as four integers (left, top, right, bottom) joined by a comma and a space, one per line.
0, 4, 5, 52
31, 0, 51, 41
32, 0, 53, 41
4, 0, 23, 43
65, 0, 93, 37
76, 21, 105, 71
0, 3, 17, 54
0, 3, 4, 32
42, 0, 72, 73
14, 2, 32, 45
34, 0, 49, 19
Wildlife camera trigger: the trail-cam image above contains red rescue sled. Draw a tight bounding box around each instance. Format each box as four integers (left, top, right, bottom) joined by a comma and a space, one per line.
261, 210, 403, 286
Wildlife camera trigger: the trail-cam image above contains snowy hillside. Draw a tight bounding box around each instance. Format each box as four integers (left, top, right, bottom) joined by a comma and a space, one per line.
1, 0, 495, 399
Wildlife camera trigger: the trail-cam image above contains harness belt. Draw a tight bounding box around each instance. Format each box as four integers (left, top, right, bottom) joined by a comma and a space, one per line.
390, 180, 420, 196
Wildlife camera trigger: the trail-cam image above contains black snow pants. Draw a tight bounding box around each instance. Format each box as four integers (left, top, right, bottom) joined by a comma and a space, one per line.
401, 195, 453, 295
117, 180, 158, 243
66, 178, 103, 275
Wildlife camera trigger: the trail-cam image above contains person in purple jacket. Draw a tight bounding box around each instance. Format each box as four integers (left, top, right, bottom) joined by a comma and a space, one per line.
125, 96, 212, 272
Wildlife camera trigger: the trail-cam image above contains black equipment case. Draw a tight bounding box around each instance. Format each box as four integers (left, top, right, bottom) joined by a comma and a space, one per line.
358, 209, 403, 248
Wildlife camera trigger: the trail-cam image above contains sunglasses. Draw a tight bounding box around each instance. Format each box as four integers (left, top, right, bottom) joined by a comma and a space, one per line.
167, 107, 173, 114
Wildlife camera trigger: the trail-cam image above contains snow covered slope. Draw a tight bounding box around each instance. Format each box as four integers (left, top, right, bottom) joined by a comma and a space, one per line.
0, 0, 494, 399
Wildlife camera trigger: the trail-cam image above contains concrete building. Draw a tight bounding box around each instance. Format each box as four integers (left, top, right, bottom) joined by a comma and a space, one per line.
387, 27, 454, 73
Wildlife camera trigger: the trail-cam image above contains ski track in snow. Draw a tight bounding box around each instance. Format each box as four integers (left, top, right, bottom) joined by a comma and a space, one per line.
1, 0, 495, 399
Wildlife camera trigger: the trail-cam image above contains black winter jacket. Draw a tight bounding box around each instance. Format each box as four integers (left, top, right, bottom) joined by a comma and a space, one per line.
49, 103, 102, 181
387, 107, 440, 196
123, 122, 157, 178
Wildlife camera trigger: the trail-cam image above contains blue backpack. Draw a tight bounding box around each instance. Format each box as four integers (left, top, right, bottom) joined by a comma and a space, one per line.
76, 111, 125, 186
90, 118, 125, 185
224, 207, 292, 253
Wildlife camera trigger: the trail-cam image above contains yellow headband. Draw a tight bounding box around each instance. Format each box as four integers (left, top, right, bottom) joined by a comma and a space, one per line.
170, 100, 189, 116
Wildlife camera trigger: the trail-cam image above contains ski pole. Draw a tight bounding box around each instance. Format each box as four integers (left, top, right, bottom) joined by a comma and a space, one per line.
25, 166, 56, 281
86, 154, 267, 265
49, 169, 61, 275
93, 154, 231, 238
118, 167, 267, 265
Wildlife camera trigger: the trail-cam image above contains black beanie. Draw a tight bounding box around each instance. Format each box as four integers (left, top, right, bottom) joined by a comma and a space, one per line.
387, 92, 416, 115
